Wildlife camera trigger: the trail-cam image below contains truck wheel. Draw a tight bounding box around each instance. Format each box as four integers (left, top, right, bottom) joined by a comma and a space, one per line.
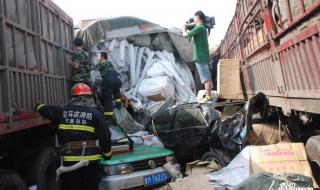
0, 170, 27, 190
285, 115, 301, 142
310, 161, 320, 186
33, 147, 60, 190
201, 150, 227, 169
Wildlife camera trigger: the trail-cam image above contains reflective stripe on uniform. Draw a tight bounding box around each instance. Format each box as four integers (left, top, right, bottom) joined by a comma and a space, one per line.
115, 98, 121, 103
59, 124, 95, 133
104, 112, 113, 116
37, 104, 44, 111
63, 154, 101, 162
104, 151, 112, 157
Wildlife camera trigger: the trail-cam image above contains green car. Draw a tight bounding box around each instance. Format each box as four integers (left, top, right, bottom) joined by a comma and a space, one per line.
99, 125, 180, 190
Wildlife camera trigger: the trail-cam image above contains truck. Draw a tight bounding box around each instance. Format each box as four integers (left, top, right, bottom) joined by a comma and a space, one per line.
0, 0, 73, 188
220, 0, 320, 141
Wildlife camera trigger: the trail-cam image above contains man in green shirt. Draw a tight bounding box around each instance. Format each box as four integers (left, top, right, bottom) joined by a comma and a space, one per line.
183, 11, 213, 103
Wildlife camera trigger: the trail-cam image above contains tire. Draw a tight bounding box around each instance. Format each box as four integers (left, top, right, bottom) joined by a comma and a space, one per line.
201, 150, 228, 169
0, 170, 27, 190
310, 161, 320, 186
27, 147, 60, 190
285, 116, 301, 142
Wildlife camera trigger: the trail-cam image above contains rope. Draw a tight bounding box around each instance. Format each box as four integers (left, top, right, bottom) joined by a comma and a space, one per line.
56, 141, 89, 181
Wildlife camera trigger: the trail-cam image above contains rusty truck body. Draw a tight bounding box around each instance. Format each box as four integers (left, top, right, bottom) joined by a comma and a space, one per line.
220, 0, 320, 140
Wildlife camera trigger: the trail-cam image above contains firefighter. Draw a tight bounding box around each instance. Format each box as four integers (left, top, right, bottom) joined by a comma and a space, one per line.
94, 50, 122, 122
36, 83, 112, 190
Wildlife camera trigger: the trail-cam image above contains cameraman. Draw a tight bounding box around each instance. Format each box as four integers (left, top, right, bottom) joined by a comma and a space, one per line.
183, 11, 212, 103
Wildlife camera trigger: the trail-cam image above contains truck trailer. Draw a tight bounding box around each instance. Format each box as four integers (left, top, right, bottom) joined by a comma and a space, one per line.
0, 0, 73, 188
220, 0, 320, 141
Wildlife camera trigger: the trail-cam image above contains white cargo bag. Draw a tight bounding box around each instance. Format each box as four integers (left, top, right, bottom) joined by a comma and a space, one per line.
146, 62, 166, 78
138, 76, 175, 100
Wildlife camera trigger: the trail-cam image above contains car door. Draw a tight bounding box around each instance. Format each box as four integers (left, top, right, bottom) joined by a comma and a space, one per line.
171, 108, 208, 148
153, 107, 208, 154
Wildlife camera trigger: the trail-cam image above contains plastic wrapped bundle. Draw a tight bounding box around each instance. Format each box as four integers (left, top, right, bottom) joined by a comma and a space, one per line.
138, 76, 175, 101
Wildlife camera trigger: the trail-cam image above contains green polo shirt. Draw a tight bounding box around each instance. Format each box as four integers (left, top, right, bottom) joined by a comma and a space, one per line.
187, 24, 210, 63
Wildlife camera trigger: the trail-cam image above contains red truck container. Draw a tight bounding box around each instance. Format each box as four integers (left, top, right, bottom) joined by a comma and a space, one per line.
0, 0, 72, 188
220, 0, 320, 141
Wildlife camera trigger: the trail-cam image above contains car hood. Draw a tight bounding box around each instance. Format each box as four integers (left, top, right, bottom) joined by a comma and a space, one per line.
101, 145, 173, 166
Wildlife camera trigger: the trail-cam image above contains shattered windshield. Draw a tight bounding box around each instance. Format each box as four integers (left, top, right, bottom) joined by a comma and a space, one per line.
173, 108, 207, 129
110, 125, 127, 141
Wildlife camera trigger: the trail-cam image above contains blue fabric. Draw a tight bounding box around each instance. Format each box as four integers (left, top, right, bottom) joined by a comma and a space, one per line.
196, 61, 212, 84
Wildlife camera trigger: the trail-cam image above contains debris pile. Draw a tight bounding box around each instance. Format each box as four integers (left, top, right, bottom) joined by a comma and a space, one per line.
91, 38, 196, 103
77, 17, 197, 114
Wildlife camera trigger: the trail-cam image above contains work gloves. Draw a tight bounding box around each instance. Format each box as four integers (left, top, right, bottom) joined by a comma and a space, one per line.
115, 101, 123, 109
35, 102, 44, 111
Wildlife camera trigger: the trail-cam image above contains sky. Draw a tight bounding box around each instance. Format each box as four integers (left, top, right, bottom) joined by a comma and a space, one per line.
52, 0, 237, 49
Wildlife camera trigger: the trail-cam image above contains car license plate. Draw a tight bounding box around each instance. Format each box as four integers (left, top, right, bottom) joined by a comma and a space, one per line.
144, 172, 168, 186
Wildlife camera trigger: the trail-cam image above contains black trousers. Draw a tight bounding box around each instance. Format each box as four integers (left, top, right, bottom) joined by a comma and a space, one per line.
101, 72, 122, 121
61, 162, 102, 190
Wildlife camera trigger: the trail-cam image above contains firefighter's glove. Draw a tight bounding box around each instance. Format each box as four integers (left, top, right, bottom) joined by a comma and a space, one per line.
115, 99, 123, 109
103, 151, 112, 160
35, 102, 44, 111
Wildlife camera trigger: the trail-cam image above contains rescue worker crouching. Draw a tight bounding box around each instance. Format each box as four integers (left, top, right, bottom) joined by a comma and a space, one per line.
36, 83, 112, 190
95, 50, 122, 123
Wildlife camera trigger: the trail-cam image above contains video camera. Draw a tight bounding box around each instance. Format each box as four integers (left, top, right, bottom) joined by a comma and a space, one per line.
186, 16, 215, 32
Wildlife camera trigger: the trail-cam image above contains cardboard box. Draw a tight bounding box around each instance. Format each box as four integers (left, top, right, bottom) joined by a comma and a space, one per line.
250, 143, 318, 187
217, 59, 243, 100
247, 123, 291, 145
147, 94, 166, 102
163, 174, 213, 190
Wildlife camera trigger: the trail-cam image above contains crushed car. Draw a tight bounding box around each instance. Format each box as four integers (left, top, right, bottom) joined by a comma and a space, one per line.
99, 124, 180, 190
146, 103, 220, 166
145, 101, 245, 170
145, 93, 269, 171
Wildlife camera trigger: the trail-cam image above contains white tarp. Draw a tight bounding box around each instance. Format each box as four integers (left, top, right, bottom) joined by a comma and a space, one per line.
206, 147, 250, 190
147, 62, 168, 78
138, 76, 175, 99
